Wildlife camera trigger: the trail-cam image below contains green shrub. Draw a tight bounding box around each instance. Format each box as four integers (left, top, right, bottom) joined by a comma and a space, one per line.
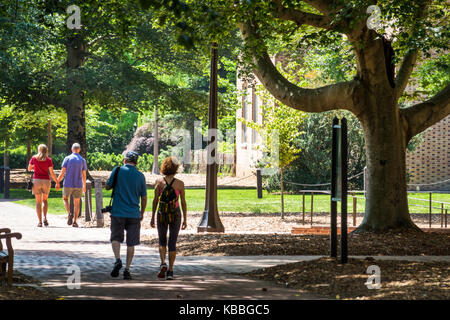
137, 153, 154, 172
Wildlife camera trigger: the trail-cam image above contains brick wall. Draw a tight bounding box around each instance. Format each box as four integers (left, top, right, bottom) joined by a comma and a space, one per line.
405, 115, 450, 191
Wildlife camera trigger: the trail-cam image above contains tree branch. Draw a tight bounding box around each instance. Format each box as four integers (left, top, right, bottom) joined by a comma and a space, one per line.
273, 0, 331, 30
87, 34, 118, 48
23, 88, 66, 110
395, 48, 418, 98
401, 83, 450, 141
239, 21, 357, 113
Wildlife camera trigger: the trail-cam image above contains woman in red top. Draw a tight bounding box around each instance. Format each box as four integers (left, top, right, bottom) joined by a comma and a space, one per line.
28, 144, 59, 227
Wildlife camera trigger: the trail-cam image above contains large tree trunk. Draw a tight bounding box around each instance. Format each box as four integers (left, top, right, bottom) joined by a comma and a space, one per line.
26, 136, 31, 169
47, 119, 52, 157
3, 138, 9, 167
66, 92, 87, 158
65, 36, 87, 159
356, 92, 419, 232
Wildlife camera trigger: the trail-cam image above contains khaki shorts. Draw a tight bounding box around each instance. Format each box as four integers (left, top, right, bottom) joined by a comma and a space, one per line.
63, 187, 83, 199
32, 179, 51, 195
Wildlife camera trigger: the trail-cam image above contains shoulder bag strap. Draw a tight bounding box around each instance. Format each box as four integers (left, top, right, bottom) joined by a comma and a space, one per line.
109, 166, 121, 206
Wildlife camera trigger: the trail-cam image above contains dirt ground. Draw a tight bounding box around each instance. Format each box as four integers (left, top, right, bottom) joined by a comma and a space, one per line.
244, 257, 450, 300
99, 211, 446, 234
0, 272, 59, 300
141, 229, 450, 256
10, 169, 256, 188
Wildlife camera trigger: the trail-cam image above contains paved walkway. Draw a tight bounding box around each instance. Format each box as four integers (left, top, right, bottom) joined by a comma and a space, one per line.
0, 201, 321, 300
2, 202, 449, 300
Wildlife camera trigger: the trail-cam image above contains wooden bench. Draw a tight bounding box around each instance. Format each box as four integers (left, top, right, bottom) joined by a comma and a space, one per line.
0, 228, 22, 286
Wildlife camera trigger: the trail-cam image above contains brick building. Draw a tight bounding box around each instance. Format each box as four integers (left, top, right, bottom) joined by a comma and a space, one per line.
405, 115, 450, 191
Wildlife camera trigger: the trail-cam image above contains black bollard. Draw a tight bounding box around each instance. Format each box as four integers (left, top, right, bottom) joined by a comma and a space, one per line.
256, 169, 263, 199
340, 118, 348, 264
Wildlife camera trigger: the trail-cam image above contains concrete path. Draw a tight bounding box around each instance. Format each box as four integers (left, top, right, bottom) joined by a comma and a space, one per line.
0, 201, 321, 300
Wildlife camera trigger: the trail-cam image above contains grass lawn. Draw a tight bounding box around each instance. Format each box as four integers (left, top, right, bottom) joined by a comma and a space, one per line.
3, 188, 449, 215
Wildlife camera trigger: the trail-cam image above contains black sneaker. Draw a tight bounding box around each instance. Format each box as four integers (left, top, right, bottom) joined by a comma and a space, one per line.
110, 259, 122, 278
123, 269, 132, 280
158, 263, 168, 279
166, 271, 174, 280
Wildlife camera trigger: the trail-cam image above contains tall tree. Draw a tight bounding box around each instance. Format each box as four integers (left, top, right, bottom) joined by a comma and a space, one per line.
143, 0, 450, 232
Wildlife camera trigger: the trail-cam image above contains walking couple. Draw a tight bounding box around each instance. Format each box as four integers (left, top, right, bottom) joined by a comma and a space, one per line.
28, 143, 87, 228
106, 152, 187, 281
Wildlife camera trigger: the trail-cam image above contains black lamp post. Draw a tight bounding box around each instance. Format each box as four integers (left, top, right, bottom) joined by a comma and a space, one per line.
197, 42, 224, 233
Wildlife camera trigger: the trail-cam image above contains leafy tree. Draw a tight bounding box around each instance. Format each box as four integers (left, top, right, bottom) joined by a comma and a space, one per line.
242, 83, 306, 219
143, 0, 450, 232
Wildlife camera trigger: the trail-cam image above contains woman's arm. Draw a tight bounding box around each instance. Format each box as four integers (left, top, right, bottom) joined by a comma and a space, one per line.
28, 157, 34, 172
49, 167, 60, 190
179, 181, 187, 229
151, 181, 160, 227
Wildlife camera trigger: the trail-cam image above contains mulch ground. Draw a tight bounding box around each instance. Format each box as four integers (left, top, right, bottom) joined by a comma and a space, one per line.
243, 257, 450, 300
141, 229, 450, 256
0, 272, 59, 300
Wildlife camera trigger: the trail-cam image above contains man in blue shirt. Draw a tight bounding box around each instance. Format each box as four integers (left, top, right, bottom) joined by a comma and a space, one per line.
106, 151, 147, 280
57, 143, 87, 228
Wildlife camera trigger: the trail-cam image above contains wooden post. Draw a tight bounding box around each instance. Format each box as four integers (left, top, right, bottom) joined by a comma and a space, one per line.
84, 180, 92, 222
4, 167, 10, 199
429, 192, 432, 228
441, 203, 444, 228
94, 179, 104, 227
256, 168, 262, 198
0, 166, 4, 194
352, 194, 357, 226
302, 192, 305, 225
152, 105, 160, 175
445, 209, 448, 228
310, 192, 314, 226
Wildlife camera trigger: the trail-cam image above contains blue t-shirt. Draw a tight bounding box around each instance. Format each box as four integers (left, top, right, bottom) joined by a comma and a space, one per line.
62, 153, 87, 188
106, 164, 147, 218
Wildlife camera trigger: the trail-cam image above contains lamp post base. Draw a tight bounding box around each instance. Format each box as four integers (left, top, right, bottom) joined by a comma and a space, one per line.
197, 210, 225, 233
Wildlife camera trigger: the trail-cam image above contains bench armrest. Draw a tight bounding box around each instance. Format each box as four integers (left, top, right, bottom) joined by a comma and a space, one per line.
0, 233, 22, 240
0, 228, 11, 234
0, 232, 22, 254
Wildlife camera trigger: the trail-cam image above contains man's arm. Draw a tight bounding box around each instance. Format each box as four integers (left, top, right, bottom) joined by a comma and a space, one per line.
151, 182, 160, 227
82, 170, 87, 193
105, 167, 116, 190
57, 167, 66, 183
140, 196, 147, 221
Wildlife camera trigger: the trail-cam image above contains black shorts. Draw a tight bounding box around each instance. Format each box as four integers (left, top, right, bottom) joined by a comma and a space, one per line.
110, 216, 141, 247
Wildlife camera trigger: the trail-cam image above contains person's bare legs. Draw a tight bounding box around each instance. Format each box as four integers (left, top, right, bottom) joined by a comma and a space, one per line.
35, 194, 43, 224
63, 195, 71, 215
159, 246, 167, 265
126, 246, 135, 270
42, 194, 49, 222
112, 240, 121, 260
168, 251, 176, 272
73, 198, 80, 223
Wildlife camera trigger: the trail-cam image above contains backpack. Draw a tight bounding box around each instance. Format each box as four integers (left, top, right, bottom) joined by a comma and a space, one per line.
158, 178, 178, 225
